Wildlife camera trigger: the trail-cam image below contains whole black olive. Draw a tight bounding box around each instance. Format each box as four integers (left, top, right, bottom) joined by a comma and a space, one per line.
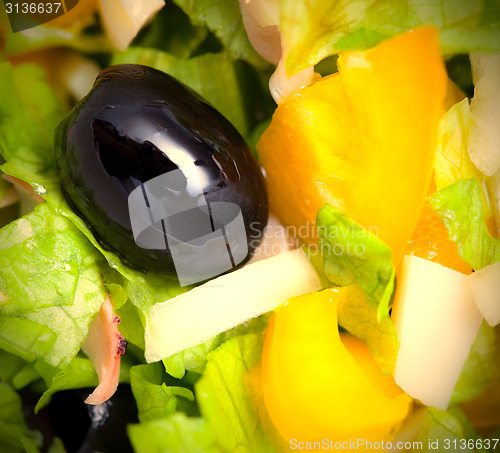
56, 64, 268, 278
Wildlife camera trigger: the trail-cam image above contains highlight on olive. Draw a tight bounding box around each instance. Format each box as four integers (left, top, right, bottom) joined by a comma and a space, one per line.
56, 64, 268, 277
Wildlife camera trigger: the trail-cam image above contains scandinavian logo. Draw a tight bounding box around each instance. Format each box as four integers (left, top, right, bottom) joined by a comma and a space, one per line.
128, 168, 248, 286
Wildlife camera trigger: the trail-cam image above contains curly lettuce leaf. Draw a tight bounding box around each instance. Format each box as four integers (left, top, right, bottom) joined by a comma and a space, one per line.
0, 206, 104, 315
0, 317, 55, 363
162, 313, 271, 380
430, 178, 500, 271
0, 382, 42, 453
0, 203, 106, 368
281, 0, 373, 75
172, 0, 266, 69
130, 363, 195, 423
195, 334, 277, 452
33, 357, 98, 412
317, 204, 395, 320
0, 350, 40, 399
128, 414, 221, 453
413, 406, 487, 452
2, 27, 110, 57
337, 285, 398, 373
0, 350, 31, 386
129, 334, 279, 452
451, 321, 498, 405
0, 350, 40, 391
0, 63, 63, 184
115, 301, 146, 351
281, 0, 500, 76
132, 2, 208, 58
34, 352, 134, 413
163, 337, 223, 380
434, 98, 484, 190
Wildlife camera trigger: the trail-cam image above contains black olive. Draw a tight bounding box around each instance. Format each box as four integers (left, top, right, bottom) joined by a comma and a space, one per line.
56, 64, 268, 277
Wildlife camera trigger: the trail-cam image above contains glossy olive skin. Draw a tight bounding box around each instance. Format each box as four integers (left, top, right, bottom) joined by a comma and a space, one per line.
56, 64, 268, 274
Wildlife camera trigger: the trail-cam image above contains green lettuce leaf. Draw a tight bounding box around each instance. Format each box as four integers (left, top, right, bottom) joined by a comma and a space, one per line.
132, 2, 207, 58
1, 11, 110, 58
0, 62, 63, 185
0, 349, 41, 391
281, 0, 500, 76
451, 321, 498, 404
163, 337, 223, 380
430, 178, 500, 271
195, 334, 278, 452
172, 0, 266, 69
130, 363, 195, 423
281, 0, 373, 75
434, 98, 483, 190
115, 301, 146, 351
11, 365, 40, 390
0, 317, 55, 363
0, 350, 30, 385
337, 284, 398, 373
0, 205, 104, 314
34, 352, 134, 413
162, 313, 271, 380
0, 203, 106, 368
128, 414, 221, 453
34, 357, 98, 412
316, 204, 395, 320
135, 335, 277, 452
0, 382, 42, 453
0, 61, 184, 322
413, 406, 487, 452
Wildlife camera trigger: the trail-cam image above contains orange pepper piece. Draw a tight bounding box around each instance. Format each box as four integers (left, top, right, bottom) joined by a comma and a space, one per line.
257, 27, 447, 265
262, 288, 411, 448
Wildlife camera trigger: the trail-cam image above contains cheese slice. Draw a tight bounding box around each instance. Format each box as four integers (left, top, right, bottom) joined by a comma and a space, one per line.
144, 250, 322, 362
468, 261, 500, 326
98, 0, 164, 51
393, 255, 483, 410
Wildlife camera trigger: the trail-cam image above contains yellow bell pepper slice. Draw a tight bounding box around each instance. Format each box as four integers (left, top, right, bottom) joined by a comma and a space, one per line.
258, 27, 447, 264
262, 288, 412, 446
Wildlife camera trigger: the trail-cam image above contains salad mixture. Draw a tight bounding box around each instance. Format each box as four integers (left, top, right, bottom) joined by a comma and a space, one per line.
0, 0, 500, 452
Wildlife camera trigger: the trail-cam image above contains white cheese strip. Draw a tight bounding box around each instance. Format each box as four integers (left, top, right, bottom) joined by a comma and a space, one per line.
56, 53, 101, 101
98, 0, 164, 51
144, 250, 322, 362
239, 0, 281, 64
393, 255, 483, 410
469, 53, 500, 177
468, 261, 500, 327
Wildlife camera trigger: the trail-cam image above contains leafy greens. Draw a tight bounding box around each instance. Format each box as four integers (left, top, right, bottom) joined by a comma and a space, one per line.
0, 0, 499, 451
